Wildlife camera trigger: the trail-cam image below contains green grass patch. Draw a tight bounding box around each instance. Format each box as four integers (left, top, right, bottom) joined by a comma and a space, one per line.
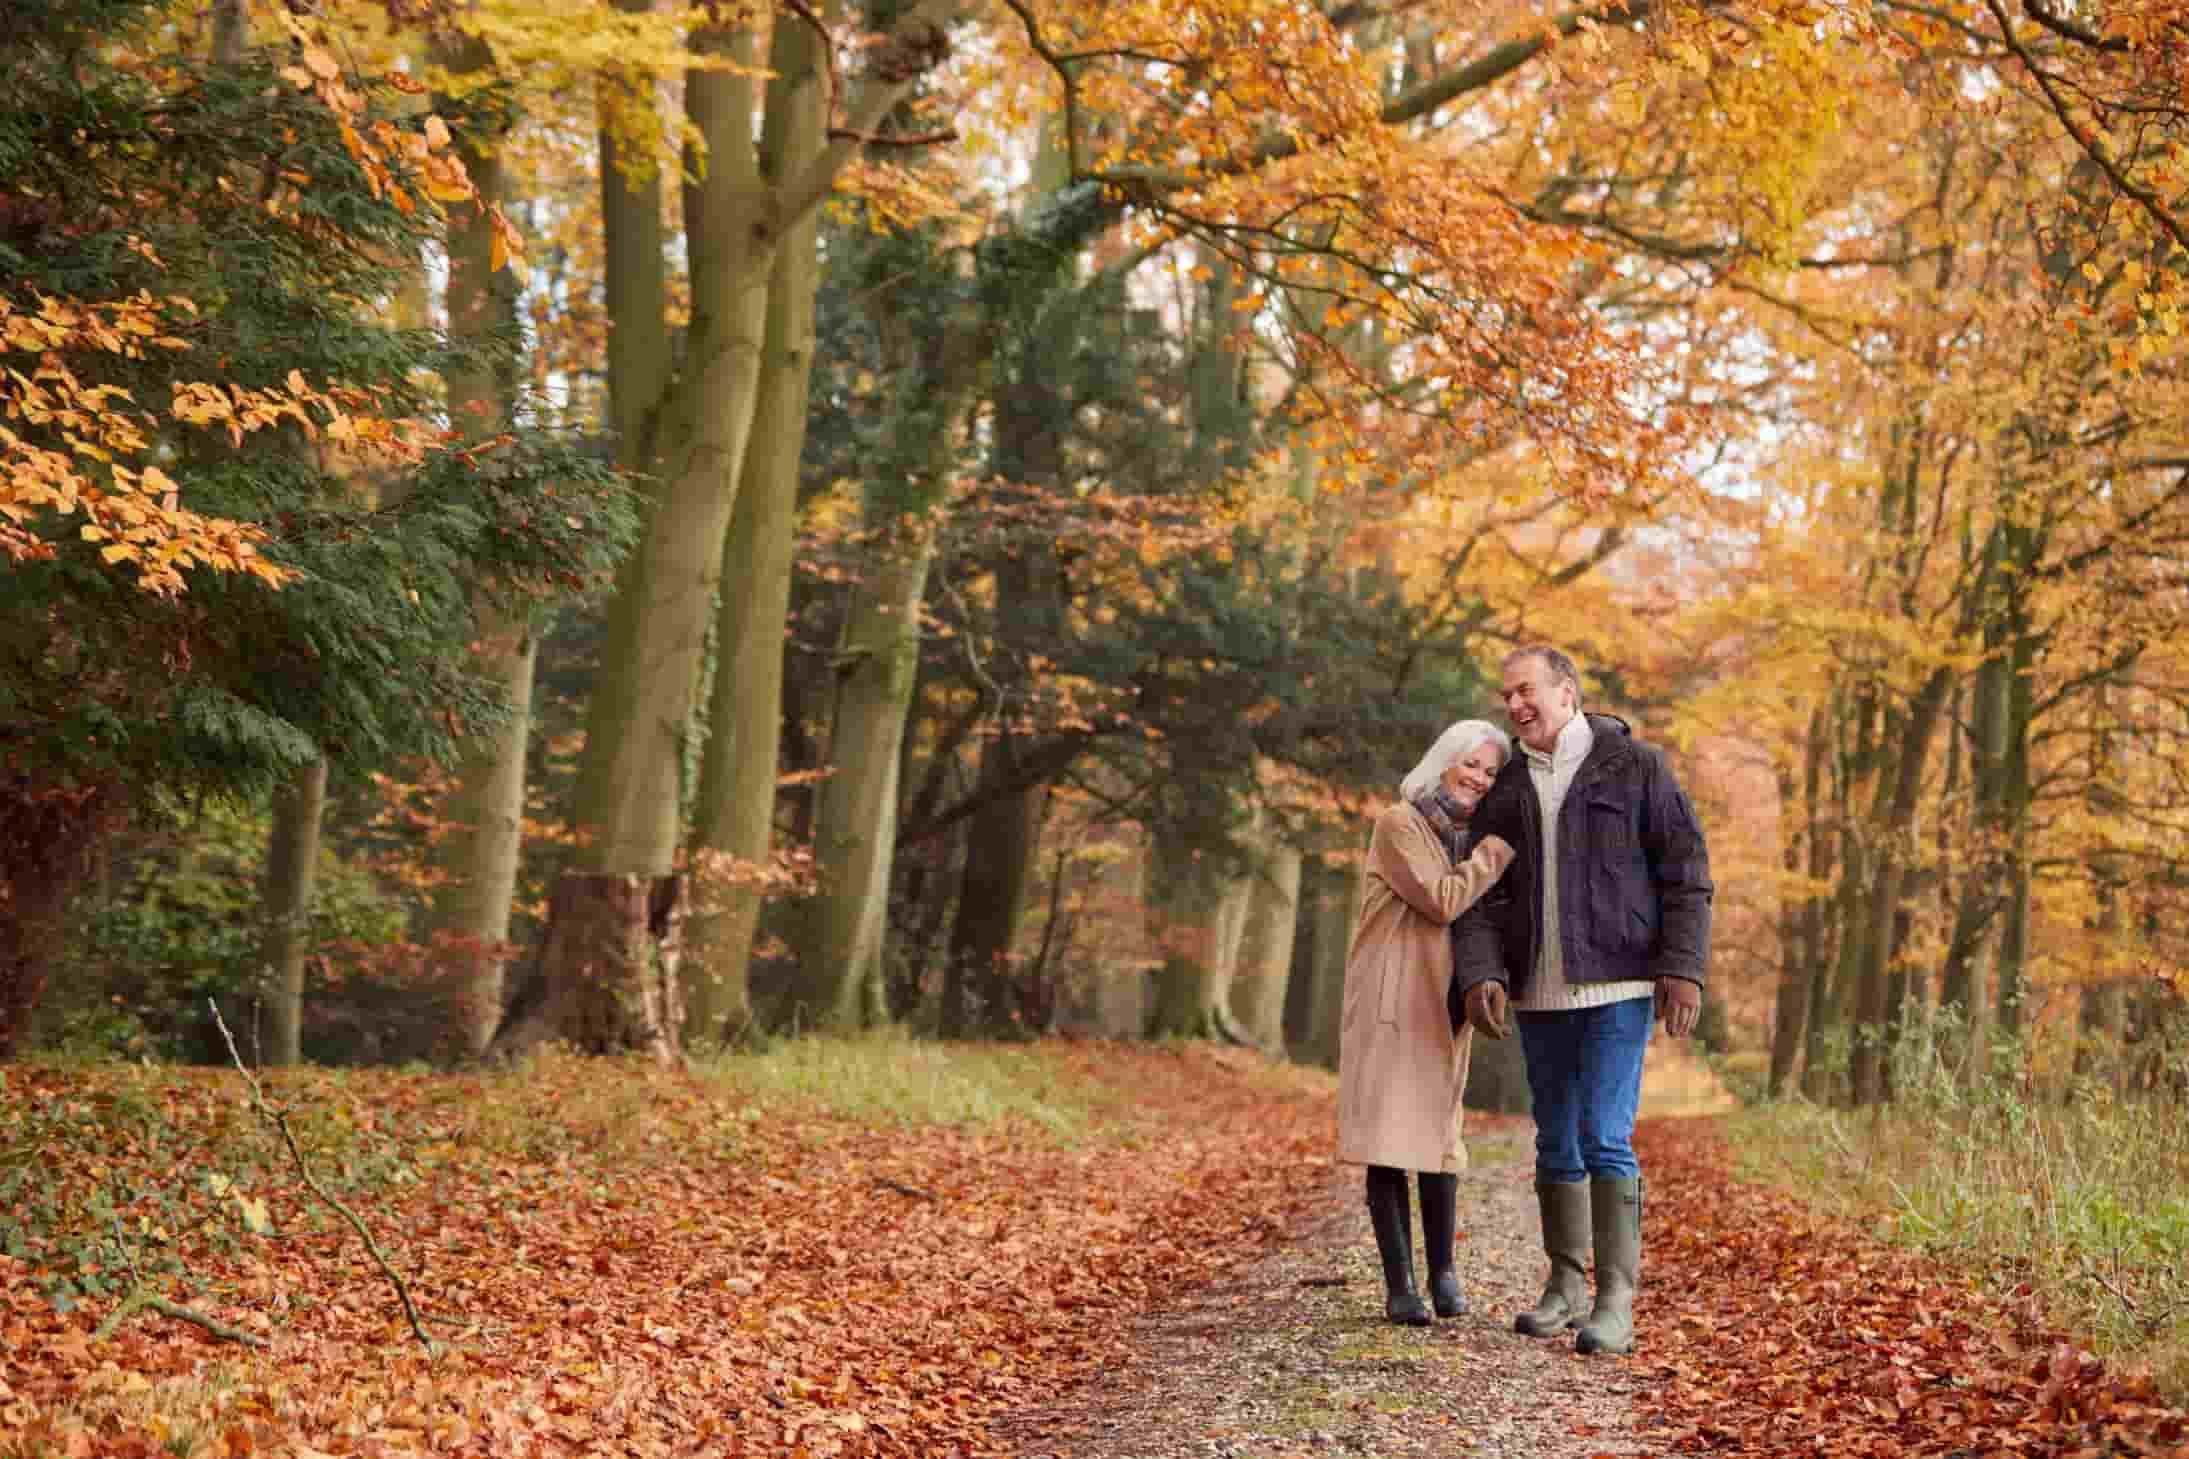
1725, 1088, 2189, 1401
692, 1030, 1130, 1140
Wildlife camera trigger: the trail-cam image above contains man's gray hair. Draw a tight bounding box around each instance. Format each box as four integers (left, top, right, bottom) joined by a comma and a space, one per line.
1399, 718, 1514, 802
1504, 645, 1584, 708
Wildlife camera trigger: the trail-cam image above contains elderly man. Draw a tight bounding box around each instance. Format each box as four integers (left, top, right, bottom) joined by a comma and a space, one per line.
1454, 645, 1712, 1356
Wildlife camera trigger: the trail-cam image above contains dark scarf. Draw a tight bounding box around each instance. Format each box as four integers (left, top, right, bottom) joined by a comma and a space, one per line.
1410, 785, 1469, 863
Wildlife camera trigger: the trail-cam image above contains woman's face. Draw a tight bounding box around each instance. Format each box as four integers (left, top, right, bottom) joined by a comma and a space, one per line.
1439, 740, 1505, 810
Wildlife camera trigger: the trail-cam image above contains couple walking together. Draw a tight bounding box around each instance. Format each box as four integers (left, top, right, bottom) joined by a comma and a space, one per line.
1335, 645, 1713, 1356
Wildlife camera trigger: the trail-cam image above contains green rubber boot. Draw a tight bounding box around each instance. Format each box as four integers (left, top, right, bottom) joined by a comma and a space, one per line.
1575, 1176, 1642, 1356
1513, 1180, 1591, 1337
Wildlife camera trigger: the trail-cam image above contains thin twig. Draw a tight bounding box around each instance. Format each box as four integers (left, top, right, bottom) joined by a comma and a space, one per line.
872, 1177, 938, 1201
210, 1000, 439, 1358
94, 1218, 266, 1349
826, 125, 959, 148
144, 1296, 267, 1346
97, 1287, 269, 1348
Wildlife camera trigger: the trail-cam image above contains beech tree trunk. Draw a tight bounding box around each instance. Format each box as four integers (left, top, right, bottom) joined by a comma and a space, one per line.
1230, 844, 1300, 1052
939, 778, 1049, 1037
0, 779, 116, 1060
261, 759, 327, 1068
686, 8, 828, 1046
491, 875, 686, 1062
1848, 667, 1951, 1105
1287, 854, 1357, 1069
525, 2, 957, 1058
799, 530, 937, 1028
426, 36, 532, 1053
1767, 717, 1826, 1097
1146, 838, 1255, 1042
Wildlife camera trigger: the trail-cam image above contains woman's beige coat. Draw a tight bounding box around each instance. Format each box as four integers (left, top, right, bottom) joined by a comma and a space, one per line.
1337, 804, 1514, 1174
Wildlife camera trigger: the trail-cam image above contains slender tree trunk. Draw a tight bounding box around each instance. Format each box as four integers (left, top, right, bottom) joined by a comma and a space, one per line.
939, 777, 1049, 1037
1230, 843, 1301, 1052
261, 760, 327, 1067
427, 33, 532, 1055
432, 624, 537, 1051
1293, 855, 1357, 1069
799, 528, 939, 1028
1767, 716, 1824, 1096
1849, 668, 1951, 1106
1803, 832, 1863, 1102
1994, 633, 2036, 1035
686, 10, 828, 1045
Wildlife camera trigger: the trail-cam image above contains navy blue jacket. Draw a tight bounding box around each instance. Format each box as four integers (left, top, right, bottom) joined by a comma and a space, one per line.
1452, 713, 1713, 998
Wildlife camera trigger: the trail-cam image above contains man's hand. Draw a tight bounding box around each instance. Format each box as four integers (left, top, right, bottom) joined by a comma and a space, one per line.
1464, 981, 1509, 1040
1656, 977, 1702, 1039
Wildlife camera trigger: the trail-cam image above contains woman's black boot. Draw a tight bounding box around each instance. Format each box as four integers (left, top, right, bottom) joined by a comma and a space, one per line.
1365, 1166, 1431, 1326
1417, 1171, 1466, 1318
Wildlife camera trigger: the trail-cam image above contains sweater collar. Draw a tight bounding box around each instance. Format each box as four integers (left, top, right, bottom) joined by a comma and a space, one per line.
1521, 710, 1593, 773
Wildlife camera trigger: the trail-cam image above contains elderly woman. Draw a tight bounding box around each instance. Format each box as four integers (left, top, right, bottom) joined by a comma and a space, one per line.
1337, 719, 1514, 1325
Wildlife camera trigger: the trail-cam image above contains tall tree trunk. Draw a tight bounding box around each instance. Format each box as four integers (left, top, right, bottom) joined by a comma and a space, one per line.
513, 23, 770, 1062
1767, 714, 1825, 1096
260, 760, 327, 1067
686, 9, 829, 1046
799, 528, 939, 1028
938, 777, 1048, 1037
1849, 668, 1952, 1106
1146, 838, 1256, 1042
1993, 631, 2036, 1036
1230, 843, 1301, 1052
1289, 854, 1357, 1069
427, 32, 532, 1055
0, 781, 117, 1060
431, 625, 536, 1052
515, 1, 959, 1060
1803, 830, 1863, 1102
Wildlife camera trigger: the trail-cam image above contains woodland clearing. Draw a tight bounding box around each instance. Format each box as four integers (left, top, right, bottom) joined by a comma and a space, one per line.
4, 1039, 2187, 1458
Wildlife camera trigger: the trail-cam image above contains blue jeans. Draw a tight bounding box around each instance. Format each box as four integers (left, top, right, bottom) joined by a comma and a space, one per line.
1517, 995, 1654, 1184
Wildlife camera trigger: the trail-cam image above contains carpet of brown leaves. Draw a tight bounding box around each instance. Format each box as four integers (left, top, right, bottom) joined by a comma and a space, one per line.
3, 1042, 1332, 1457
1633, 1119, 2189, 1458
7, 1044, 2189, 1459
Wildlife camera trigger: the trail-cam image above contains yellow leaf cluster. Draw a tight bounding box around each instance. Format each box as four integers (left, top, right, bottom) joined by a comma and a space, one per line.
0, 293, 313, 593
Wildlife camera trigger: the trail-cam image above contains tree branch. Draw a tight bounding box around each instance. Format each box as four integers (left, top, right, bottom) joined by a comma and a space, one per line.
2021, 0, 2129, 53
774, 0, 963, 236
1983, 0, 2189, 257
211, 1000, 438, 1359
1084, 0, 1659, 194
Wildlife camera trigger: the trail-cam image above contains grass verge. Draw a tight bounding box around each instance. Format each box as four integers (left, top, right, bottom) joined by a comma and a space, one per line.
1722, 1087, 2189, 1402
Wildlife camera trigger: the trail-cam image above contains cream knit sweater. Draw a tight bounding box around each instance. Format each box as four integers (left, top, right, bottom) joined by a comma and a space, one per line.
1511, 714, 1655, 1013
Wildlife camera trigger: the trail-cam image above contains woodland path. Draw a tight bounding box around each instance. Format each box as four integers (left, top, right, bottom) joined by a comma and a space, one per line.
987, 1044, 1734, 1459
985, 1046, 2189, 1459
989, 1126, 1653, 1459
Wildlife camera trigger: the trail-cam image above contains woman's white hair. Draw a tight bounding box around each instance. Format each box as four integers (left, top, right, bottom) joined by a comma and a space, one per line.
1398, 718, 1513, 802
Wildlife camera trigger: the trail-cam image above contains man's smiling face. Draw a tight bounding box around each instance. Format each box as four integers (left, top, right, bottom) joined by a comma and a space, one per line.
1501, 653, 1579, 755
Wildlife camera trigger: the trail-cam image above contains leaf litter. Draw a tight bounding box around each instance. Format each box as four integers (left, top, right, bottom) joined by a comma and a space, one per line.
4, 1048, 2188, 1458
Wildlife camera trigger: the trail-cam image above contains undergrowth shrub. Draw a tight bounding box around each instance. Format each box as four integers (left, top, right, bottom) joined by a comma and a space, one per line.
32, 793, 470, 1066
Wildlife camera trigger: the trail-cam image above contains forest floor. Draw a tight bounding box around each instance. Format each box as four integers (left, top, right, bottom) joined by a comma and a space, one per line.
3, 1038, 2187, 1458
